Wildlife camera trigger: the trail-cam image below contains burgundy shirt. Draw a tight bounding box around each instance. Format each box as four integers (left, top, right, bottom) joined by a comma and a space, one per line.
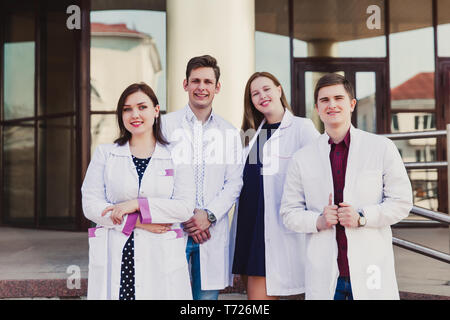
328, 129, 351, 277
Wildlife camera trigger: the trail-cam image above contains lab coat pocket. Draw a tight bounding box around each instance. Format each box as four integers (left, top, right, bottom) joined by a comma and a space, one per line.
162, 237, 187, 274
87, 227, 109, 299
155, 169, 175, 197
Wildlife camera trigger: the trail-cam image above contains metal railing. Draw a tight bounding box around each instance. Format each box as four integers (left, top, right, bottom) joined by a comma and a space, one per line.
382, 124, 450, 264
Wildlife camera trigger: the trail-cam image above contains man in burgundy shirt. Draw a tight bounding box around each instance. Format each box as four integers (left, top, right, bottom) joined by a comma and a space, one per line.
280, 73, 412, 299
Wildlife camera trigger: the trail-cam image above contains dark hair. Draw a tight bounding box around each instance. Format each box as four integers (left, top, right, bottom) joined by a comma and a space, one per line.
314, 73, 355, 104
241, 72, 292, 146
185, 55, 220, 84
114, 83, 168, 146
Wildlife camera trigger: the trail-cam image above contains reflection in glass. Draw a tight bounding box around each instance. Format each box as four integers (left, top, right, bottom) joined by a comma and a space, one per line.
437, 0, 450, 56
407, 169, 438, 211
256, 31, 291, 104
90, 10, 165, 111
3, 11, 35, 120
293, 0, 385, 58
38, 117, 76, 226
389, 0, 434, 110
2, 124, 35, 221
90, 114, 120, 155
356, 72, 376, 133
42, 10, 76, 115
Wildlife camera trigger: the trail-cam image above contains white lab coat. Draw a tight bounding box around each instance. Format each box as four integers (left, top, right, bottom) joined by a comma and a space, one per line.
280, 126, 413, 300
161, 106, 244, 290
229, 109, 320, 296
82, 142, 196, 300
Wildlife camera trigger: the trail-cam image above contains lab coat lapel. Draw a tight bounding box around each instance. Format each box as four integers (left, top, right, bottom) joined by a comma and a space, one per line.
343, 126, 361, 204
318, 133, 334, 201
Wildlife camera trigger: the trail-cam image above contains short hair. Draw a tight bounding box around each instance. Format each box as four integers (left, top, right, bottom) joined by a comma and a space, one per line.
185, 55, 220, 84
314, 73, 355, 104
114, 82, 168, 146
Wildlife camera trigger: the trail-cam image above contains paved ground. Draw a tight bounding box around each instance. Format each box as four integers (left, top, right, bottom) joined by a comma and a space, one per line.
0, 226, 448, 298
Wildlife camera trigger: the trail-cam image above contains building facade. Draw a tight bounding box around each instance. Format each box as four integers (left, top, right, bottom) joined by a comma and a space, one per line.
1, 0, 449, 231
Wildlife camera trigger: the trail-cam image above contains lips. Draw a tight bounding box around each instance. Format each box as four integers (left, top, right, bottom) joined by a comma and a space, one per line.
194, 92, 209, 99
260, 100, 271, 107
130, 121, 143, 127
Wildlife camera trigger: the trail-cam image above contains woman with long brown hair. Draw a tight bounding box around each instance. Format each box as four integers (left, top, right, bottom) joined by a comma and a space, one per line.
82, 82, 195, 299
231, 72, 319, 299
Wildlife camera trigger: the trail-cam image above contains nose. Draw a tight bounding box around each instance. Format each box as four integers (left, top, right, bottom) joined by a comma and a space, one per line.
131, 108, 140, 118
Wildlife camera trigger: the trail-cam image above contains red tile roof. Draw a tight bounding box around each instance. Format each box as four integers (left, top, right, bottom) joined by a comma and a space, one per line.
391, 72, 434, 100
91, 22, 143, 36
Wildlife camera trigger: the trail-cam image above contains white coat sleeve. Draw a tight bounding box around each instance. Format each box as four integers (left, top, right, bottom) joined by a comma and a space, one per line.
139, 163, 196, 224
360, 139, 413, 228
204, 130, 244, 222
81, 145, 131, 232
280, 154, 322, 233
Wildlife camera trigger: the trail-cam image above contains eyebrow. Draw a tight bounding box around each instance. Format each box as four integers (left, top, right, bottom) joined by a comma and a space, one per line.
319, 95, 345, 101
123, 102, 148, 106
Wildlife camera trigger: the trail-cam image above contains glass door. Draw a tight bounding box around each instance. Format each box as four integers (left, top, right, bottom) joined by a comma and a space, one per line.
293, 58, 388, 134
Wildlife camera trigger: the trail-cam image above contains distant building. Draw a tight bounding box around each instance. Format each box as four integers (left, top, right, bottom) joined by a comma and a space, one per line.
90, 22, 162, 152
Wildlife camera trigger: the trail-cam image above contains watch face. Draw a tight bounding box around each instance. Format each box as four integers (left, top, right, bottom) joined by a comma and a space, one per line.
359, 216, 367, 226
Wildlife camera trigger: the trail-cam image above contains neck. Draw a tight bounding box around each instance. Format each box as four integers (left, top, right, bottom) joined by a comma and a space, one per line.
189, 103, 213, 124
325, 122, 351, 144
129, 131, 156, 158
265, 107, 285, 124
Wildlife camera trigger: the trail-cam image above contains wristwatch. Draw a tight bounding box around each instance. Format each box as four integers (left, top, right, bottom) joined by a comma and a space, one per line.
205, 209, 217, 224
357, 209, 366, 227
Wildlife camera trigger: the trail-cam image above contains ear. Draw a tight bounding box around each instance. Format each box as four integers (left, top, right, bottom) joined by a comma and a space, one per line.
276, 85, 282, 97
183, 79, 188, 91
350, 98, 357, 112
215, 81, 221, 94
154, 104, 160, 117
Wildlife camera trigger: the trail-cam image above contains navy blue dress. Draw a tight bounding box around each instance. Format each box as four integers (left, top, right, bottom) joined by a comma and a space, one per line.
232, 122, 281, 276
118, 155, 151, 300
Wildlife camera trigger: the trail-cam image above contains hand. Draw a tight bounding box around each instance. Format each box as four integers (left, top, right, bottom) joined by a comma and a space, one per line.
316, 193, 339, 231
191, 229, 211, 244
101, 199, 139, 225
183, 209, 211, 235
135, 219, 172, 234
337, 202, 359, 228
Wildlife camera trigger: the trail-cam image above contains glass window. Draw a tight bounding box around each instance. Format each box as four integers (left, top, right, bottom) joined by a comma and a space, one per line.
40, 7, 77, 116
293, 0, 385, 57
2, 123, 35, 223
389, 0, 434, 111
356, 72, 376, 133
408, 169, 438, 211
3, 12, 35, 120
437, 0, 450, 56
255, 31, 291, 104
90, 10, 166, 111
90, 114, 119, 154
255, 0, 291, 103
38, 117, 76, 228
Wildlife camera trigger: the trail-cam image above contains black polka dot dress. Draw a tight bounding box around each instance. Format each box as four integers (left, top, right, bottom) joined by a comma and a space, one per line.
119, 155, 151, 300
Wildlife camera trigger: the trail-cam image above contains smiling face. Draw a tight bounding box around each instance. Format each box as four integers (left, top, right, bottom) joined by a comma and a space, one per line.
183, 67, 220, 111
315, 84, 356, 128
250, 76, 284, 118
122, 90, 159, 138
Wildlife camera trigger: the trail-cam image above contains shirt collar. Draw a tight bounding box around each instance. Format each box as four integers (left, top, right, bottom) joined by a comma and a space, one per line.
185, 104, 215, 125
328, 127, 351, 147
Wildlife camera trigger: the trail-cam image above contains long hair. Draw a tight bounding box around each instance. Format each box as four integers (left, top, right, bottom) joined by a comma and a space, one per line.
114, 83, 168, 146
241, 72, 292, 146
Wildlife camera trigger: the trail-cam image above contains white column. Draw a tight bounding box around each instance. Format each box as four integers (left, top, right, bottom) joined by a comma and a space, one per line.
166, 0, 255, 129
